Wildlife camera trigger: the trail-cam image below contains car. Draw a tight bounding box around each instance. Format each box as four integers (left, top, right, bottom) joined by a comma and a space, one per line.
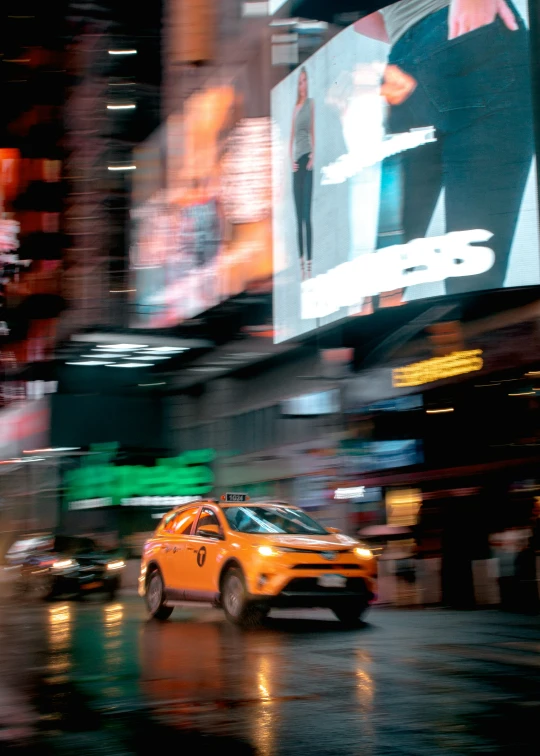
5, 534, 54, 566
15, 535, 125, 600
139, 495, 376, 626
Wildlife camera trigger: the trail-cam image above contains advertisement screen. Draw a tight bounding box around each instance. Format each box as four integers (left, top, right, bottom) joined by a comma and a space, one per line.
281, 388, 340, 415
341, 439, 423, 474
272, 0, 538, 343
131, 88, 272, 327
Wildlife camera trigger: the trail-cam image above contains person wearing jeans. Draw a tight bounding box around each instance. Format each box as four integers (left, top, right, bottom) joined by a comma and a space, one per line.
356, 0, 534, 296
290, 67, 315, 280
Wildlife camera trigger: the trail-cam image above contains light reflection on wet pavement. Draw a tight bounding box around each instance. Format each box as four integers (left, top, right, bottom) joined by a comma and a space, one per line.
0, 598, 539, 754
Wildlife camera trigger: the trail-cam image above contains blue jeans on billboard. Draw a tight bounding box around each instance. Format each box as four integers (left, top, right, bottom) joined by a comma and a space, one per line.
293, 153, 313, 262
387, 4, 534, 295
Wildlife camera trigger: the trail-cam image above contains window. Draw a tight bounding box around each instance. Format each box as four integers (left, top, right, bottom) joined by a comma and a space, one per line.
163, 507, 200, 535
195, 508, 223, 538
223, 505, 328, 535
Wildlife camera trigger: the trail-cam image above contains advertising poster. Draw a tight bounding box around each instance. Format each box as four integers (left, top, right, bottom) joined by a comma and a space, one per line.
131, 87, 273, 327
272, 0, 539, 343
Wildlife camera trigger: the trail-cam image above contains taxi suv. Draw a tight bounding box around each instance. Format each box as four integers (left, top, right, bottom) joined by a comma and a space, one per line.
139, 497, 376, 626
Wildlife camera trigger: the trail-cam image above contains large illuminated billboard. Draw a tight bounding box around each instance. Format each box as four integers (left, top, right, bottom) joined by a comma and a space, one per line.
272, 0, 538, 343
131, 87, 272, 327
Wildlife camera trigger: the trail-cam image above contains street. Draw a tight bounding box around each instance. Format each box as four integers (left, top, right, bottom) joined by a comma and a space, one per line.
0, 598, 538, 755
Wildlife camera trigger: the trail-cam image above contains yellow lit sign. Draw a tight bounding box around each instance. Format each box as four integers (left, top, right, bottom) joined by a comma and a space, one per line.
386, 488, 422, 527
392, 350, 483, 388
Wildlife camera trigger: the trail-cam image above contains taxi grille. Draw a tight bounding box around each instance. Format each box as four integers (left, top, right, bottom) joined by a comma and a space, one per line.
281, 548, 352, 555
291, 563, 360, 571
284, 577, 367, 594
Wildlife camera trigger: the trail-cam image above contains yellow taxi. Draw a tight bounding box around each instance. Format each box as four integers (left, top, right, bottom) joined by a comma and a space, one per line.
139, 494, 376, 626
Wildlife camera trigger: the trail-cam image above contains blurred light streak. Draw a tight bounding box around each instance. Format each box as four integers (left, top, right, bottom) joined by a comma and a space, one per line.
108, 49, 137, 55
105, 362, 155, 368
104, 604, 124, 639
66, 361, 110, 366
48, 605, 71, 651
356, 668, 374, 707
94, 344, 147, 350
426, 408, 454, 414
108, 165, 136, 171
23, 448, 80, 453
255, 656, 275, 756
334, 486, 365, 500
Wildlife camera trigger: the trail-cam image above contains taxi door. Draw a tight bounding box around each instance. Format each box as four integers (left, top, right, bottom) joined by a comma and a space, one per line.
182, 506, 227, 599
159, 506, 201, 595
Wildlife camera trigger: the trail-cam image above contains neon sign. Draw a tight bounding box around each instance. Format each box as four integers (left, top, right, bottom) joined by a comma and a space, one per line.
65, 448, 215, 506
392, 350, 484, 388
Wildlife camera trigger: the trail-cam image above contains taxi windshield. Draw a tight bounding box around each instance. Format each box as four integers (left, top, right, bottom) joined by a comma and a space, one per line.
223, 505, 328, 535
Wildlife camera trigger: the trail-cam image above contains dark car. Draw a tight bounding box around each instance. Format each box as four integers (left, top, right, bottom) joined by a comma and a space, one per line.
16, 535, 125, 600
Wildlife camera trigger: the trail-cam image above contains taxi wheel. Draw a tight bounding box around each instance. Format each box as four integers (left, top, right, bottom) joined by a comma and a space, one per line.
146, 569, 173, 621
222, 567, 267, 627
333, 600, 368, 627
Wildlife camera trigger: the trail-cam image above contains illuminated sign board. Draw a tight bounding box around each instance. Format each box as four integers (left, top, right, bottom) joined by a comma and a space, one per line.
268, 0, 287, 12
334, 486, 365, 500
131, 91, 272, 328
341, 439, 423, 474
281, 389, 340, 416
271, 0, 538, 343
68, 495, 202, 510
0, 219, 20, 252
392, 350, 483, 388
65, 449, 214, 506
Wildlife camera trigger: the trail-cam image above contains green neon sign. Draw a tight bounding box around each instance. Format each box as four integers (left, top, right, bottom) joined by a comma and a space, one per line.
65, 447, 215, 506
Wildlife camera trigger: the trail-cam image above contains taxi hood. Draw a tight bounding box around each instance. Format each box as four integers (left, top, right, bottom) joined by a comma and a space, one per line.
258, 533, 357, 551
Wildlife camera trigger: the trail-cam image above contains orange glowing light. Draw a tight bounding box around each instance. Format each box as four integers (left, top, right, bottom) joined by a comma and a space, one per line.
393, 350, 483, 388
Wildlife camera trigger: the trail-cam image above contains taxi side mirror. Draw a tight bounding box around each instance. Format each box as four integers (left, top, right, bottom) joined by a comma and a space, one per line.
327, 527, 341, 534
198, 525, 224, 540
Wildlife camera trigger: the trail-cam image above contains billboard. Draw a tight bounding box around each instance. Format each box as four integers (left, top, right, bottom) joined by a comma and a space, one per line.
341, 439, 424, 474
132, 126, 167, 210
131, 87, 272, 327
271, 0, 539, 343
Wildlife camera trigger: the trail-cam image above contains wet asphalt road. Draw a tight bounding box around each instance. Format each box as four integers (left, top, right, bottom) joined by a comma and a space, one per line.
0, 597, 539, 755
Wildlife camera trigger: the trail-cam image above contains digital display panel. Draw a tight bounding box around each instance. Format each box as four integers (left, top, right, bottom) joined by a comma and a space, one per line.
281, 388, 340, 415
131, 88, 272, 327
341, 439, 424, 473
271, 0, 538, 343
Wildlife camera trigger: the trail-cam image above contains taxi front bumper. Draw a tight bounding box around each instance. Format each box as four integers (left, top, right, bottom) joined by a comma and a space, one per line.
254, 579, 374, 609
246, 567, 376, 608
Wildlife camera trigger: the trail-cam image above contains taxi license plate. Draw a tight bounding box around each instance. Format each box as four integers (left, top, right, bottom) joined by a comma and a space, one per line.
82, 581, 103, 590
318, 574, 346, 589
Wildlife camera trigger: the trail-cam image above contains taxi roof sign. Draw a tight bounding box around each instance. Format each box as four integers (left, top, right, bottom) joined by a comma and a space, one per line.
221, 492, 250, 503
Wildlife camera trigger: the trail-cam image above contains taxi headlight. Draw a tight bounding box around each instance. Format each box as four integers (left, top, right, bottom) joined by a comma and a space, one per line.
354, 547, 373, 559
106, 560, 125, 571
52, 558, 77, 571
257, 545, 280, 557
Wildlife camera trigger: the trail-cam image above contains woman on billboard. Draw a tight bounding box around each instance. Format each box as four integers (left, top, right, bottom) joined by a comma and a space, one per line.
356, 0, 534, 296
290, 67, 315, 280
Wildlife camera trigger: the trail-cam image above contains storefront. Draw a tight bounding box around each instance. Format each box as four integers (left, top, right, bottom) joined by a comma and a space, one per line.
337, 313, 540, 606
61, 446, 215, 556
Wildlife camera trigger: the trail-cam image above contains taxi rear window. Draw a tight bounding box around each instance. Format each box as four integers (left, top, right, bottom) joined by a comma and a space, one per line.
161, 507, 200, 535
